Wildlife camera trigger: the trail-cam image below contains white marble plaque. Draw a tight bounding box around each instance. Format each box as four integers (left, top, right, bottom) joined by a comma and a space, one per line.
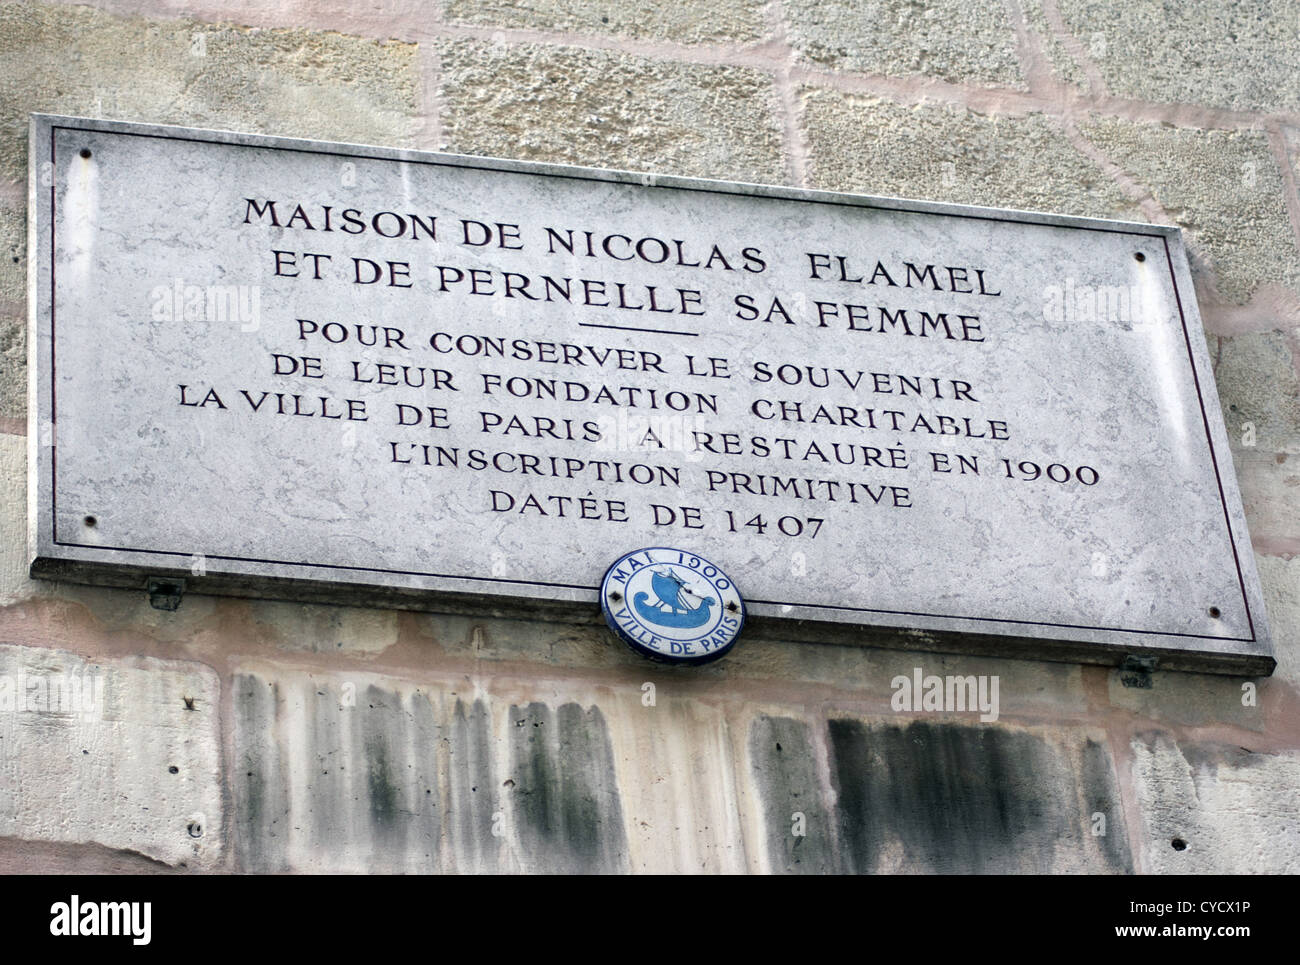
27, 115, 1274, 674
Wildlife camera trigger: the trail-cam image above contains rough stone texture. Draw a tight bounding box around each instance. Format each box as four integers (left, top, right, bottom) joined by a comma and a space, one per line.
0, 642, 222, 869
1018, 0, 1089, 91
800, 90, 1138, 219
1130, 735, 1300, 873
1214, 330, 1300, 454
1211, 330, 1300, 455
444, 0, 768, 44
0, 199, 22, 427
233, 665, 630, 872
748, 714, 835, 873
0, 434, 30, 607
739, 643, 1095, 720
0, 1, 420, 184
604, 691, 749, 873
1079, 118, 1300, 305
1046, 0, 1300, 113
782, 0, 1026, 88
828, 718, 1132, 873
437, 39, 785, 183
1257, 554, 1300, 686
506, 699, 627, 873
405, 610, 1095, 723
247, 599, 400, 657
1230, 447, 1300, 548
1106, 667, 1267, 733
0, 834, 183, 872
230, 657, 1134, 874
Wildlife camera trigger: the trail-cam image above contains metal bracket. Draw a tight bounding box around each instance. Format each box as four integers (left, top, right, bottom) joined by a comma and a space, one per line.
146, 577, 185, 611
1119, 654, 1157, 689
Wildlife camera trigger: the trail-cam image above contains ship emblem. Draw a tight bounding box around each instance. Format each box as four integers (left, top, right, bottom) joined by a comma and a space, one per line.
600, 547, 745, 664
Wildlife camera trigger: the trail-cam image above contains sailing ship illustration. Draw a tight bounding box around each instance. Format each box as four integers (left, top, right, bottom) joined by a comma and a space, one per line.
633, 569, 716, 629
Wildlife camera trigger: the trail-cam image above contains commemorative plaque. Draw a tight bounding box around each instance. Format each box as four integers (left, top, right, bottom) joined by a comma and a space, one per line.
27, 115, 1274, 675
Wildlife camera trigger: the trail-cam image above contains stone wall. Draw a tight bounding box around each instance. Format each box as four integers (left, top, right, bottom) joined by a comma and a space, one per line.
1, 0, 1297, 873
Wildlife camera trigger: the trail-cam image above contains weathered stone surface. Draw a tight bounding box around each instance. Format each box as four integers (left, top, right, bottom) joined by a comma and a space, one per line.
1045, 0, 1300, 113
0, 834, 182, 872
415, 612, 640, 672
507, 700, 627, 873
731, 639, 1092, 719
1, 428, 226, 633
0, 435, 25, 606
0, 1, 420, 183
828, 718, 1132, 873
748, 714, 835, 873
247, 599, 400, 657
0, 200, 22, 426
1257, 554, 1300, 686
1231, 447, 1300, 548
233, 665, 630, 872
1079, 119, 1300, 305
1107, 667, 1266, 732
1018, 0, 1089, 91
1214, 330, 1300, 453
0, 642, 222, 869
782, 0, 1026, 88
1130, 735, 1300, 873
599, 689, 749, 873
801, 90, 1137, 219
407, 610, 1094, 728
444, 0, 768, 44
437, 39, 785, 183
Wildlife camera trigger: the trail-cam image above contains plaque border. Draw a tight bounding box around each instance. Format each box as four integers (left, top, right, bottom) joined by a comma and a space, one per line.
28, 114, 1276, 676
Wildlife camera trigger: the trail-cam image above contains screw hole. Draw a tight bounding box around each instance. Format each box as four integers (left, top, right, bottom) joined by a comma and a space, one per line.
1208, 606, 1221, 619
168, 765, 178, 774
1171, 837, 1187, 851
1134, 252, 1146, 262
79, 148, 91, 159
83, 515, 96, 527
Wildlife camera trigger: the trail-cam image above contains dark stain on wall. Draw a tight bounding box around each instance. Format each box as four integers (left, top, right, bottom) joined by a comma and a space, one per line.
828, 718, 1132, 873
507, 701, 627, 873
352, 683, 431, 866
233, 674, 289, 873
235, 674, 450, 871
405, 690, 444, 867
1082, 735, 1134, 871
749, 715, 836, 873
449, 697, 501, 872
